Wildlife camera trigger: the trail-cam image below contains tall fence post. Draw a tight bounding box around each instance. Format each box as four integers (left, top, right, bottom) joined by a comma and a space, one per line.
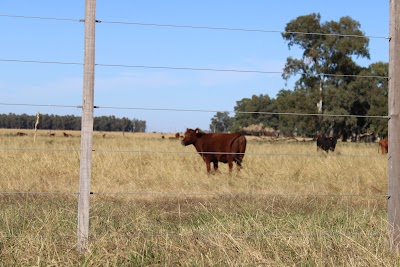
388, 0, 400, 253
77, 0, 96, 253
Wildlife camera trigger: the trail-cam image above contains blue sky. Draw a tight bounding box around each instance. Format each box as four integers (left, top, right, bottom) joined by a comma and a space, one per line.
1, 1, 389, 133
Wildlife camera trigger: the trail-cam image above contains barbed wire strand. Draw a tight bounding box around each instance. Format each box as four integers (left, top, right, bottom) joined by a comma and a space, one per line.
99, 20, 390, 40
0, 147, 79, 152
0, 58, 389, 80
0, 59, 82, 66
0, 147, 389, 159
97, 105, 390, 119
0, 191, 77, 195
0, 14, 389, 40
90, 191, 388, 199
95, 63, 389, 79
0, 102, 80, 109
0, 230, 384, 240
0, 102, 390, 119
0, 191, 388, 199
0, 14, 81, 23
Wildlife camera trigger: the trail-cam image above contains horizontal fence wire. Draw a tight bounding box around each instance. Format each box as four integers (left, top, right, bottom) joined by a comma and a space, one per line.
89, 192, 389, 199
0, 102, 81, 109
0, 230, 385, 240
0, 146, 388, 159
0, 13, 389, 40
0, 191, 78, 195
96, 105, 390, 119
0, 14, 81, 22
0, 191, 389, 199
0, 58, 390, 80
0, 102, 390, 119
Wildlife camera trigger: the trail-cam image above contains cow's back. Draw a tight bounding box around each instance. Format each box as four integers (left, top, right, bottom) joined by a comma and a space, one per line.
204, 133, 242, 152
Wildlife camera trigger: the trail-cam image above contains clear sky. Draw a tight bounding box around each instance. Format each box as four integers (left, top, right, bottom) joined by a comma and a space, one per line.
1, 1, 389, 133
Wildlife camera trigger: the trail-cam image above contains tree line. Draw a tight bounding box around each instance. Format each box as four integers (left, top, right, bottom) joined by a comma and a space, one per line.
210, 13, 388, 140
0, 113, 146, 132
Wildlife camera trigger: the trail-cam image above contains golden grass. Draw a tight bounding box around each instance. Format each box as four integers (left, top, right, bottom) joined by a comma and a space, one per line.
0, 129, 396, 266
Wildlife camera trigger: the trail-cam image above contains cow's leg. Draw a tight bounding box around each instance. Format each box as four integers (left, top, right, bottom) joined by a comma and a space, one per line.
213, 161, 219, 173
227, 156, 233, 172
205, 159, 211, 173
236, 160, 242, 171
228, 161, 234, 172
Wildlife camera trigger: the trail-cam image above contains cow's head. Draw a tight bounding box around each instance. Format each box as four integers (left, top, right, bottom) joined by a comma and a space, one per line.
181, 128, 202, 146
329, 137, 338, 151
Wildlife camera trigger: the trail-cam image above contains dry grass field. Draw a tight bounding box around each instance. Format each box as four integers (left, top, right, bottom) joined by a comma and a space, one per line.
0, 129, 397, 266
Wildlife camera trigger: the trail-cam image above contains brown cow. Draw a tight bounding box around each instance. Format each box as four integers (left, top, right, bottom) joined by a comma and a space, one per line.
16, 132, 27, 136
181, 128, 247, 173
378, 138, 388, 154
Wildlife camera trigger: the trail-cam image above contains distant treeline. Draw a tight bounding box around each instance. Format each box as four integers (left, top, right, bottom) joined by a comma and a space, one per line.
0, 113, 147, 132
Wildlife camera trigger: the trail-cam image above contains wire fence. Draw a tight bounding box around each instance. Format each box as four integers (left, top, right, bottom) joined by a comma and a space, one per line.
0, 8, 390, 248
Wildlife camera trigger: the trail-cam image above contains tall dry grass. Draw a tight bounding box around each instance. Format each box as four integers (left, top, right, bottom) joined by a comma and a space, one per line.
0, 129, 396, 266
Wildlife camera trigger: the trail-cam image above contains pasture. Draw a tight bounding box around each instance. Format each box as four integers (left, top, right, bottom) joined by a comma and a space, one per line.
0, 129, 396, 266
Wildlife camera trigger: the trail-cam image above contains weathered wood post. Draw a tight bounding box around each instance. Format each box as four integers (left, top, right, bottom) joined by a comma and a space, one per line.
34, 112, 40, 142
388, 0, 400, 253
77, 0, 96, 252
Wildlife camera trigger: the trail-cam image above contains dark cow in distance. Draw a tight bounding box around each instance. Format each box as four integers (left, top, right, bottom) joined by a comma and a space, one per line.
316, 135, 337, 153
181, 128, 247, 173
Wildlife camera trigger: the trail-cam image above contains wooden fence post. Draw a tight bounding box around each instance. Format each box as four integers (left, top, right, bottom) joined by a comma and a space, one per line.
77, 0, 96, 253
388, 0, 400, 253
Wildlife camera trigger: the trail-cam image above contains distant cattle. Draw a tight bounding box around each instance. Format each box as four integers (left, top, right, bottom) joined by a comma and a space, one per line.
16, 132, 27, 136
359, 133, 376, 143
49, 133, 55, 137
63, 132, 70, 137
378, 138, 388, 154
181, 128, 247, 173
316, 136, 337, 153
175, 132, 180, 139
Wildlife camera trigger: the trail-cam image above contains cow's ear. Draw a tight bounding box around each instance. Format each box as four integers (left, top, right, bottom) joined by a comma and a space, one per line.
195, 128, 202, 137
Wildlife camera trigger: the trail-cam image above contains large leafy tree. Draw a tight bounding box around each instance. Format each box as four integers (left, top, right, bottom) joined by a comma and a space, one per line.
353, 62, 388, 136
209, 111, 233, 132
281, 13, 370, 136
231, 94, 278, 132
224, 14, 387, 138
275, 89, 318, 136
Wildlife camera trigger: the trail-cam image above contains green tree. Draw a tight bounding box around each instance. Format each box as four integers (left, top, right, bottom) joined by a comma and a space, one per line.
209, 111, 233, 132
231, 94, 278, 132
275, 89, 318, 136
281, 13, 370, 136
356, 62, 388, 136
